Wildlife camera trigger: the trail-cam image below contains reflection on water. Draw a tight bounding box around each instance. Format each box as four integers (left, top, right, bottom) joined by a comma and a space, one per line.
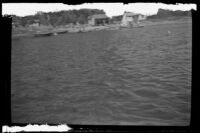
11, 22, 191, 125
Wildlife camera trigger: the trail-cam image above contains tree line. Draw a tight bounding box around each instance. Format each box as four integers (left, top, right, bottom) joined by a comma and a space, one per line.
5, 8, 193, 27
6, 9, 105, 27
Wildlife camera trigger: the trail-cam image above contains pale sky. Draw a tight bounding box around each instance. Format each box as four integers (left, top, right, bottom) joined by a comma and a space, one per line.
2, 3, 197, 17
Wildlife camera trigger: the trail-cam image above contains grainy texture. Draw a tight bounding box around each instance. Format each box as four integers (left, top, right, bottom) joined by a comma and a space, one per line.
11, 20, 191, 125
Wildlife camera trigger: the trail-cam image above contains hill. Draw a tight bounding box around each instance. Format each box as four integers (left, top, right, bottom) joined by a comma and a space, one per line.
147, 8, 192, 19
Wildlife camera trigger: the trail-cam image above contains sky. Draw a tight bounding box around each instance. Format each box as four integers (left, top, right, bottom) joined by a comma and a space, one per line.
2, 3, 197, 17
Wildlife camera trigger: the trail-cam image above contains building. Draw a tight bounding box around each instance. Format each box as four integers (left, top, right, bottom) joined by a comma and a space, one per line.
121, 12, 146, 27
88, 14, 110, 26
138, 14, 147, 21
28, 19, 40, 28
111, 15, 123, 24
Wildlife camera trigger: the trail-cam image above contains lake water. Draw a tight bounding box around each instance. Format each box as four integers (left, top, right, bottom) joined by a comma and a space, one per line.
11, 21, 192, 125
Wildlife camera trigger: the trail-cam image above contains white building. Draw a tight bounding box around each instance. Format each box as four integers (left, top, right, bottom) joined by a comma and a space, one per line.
138, 14, 147, 20
29, 23, 40, 28
121, 11, 146, 27
28, 19, 40, 28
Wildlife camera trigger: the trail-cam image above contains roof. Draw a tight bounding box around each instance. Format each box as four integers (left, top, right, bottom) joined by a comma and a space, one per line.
88, 14, 109, 19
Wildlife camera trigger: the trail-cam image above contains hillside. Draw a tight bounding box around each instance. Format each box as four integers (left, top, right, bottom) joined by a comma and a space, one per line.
147, 8, 192, 19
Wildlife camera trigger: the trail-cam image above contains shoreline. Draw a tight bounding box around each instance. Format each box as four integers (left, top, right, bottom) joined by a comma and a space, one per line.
12, 17, 192, 39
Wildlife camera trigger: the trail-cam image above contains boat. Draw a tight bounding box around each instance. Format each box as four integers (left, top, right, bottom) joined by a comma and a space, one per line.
34, 32, 53, 37
57, 30, 68, 34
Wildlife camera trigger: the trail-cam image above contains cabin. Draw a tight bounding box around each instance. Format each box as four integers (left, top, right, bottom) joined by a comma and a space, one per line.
88, 14, 110, 26
138, 14, 147, 21
121, 12, 146, 27
29, 23, 40, 28
28, 19, 40, 28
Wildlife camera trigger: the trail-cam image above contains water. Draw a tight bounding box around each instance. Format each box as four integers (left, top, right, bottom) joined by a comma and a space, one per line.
11, 21, 191, 125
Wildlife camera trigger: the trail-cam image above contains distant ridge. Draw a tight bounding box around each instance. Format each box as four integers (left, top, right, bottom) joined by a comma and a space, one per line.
147, 8, 192, 19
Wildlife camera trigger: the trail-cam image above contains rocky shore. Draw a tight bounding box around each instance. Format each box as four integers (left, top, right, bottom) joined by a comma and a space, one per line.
12, 17, 191, 39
